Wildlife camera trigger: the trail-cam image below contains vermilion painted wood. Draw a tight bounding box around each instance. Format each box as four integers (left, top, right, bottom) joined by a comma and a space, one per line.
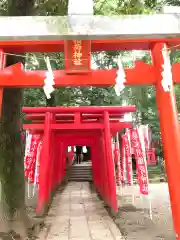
26, 119, 131, 126
55, 134, 98, 182
23, 124, 44, 130
54, 138, 65, 187
0, 19, 179, 232
37, 112, 53, 213
56, 133, 100, 143
23, 122, 132, 133
92, 138, 105, 198
172, 63, 180, 83
104, 111, 118, 212
50, 133, 54, 190
22, 106, 136, 113
23, 123, 103, 130
0, 61, 155, 87
0, 63, 24, 86
152, 43, 180, 239
2, 61, 180, 87
26, 119, 124, 123
51, 123, 103, 130
55, 133, 108, 206
50, 136, 55, 189
28, 120, 128, 124
64, 40, 91, 73
1, 39, 180, 53
101, 131, 109, 204
60, 142, 66, 181
25, 113, 125, 120
54, 137, 64, 188
25, 106, 135, 213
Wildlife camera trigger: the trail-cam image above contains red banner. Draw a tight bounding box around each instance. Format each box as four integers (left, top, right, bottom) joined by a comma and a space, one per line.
114, 142, 119, 165
116, 161, 121, 186
35, 141, 42, 185
130, 128, 149, 195
140, 125, 150, 164
123, 134, 133, 185
113, 142, 121, 185
121, 136, 126, 183
24, 133, 41, 184
64, 40, 91, 73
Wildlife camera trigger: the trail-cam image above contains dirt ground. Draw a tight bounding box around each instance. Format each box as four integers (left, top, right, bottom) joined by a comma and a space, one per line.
115, 183, 175, 240
25, 183, 38, 218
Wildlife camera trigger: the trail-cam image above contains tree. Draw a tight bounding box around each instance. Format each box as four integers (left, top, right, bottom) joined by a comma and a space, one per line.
0, 0, 38, 238
22, 0, 171, 142
164, 0, 180, 5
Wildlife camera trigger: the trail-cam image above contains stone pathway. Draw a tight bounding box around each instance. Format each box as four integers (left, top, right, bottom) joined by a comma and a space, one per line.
37, 182, 124, 240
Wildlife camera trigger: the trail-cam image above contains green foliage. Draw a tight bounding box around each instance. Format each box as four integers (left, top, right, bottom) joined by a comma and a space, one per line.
21, 0, 180, 152
24, 88, 46, 106
164, 0, 180, 5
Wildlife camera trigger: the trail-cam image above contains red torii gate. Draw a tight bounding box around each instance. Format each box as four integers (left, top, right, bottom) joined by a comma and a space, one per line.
22, 106, 135, 213
0, 11, 180, 238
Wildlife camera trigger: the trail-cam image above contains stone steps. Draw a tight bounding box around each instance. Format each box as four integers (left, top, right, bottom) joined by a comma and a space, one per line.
69, 164, 92, 182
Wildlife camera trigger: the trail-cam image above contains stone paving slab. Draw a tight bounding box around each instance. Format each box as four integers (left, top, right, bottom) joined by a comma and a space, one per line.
37, 182, 124, 240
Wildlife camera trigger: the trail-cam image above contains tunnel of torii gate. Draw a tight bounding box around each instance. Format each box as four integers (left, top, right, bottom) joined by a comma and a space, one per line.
1, 4, 180, 239
22, 106, 136, 213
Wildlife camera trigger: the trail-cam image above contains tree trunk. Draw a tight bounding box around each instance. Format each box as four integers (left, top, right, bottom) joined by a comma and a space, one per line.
0, 0, 35, 238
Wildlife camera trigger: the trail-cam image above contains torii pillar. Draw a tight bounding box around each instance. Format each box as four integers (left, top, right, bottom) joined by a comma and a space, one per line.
152, 43, 180, 240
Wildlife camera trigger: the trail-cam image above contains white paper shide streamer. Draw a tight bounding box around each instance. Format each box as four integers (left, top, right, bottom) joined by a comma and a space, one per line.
43, 56, 55, 99
115, 57, 126, 96
161, 44, 173, 92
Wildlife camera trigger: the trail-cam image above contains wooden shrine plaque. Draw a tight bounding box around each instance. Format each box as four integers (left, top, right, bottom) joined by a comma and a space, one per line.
64, 40, 91, 74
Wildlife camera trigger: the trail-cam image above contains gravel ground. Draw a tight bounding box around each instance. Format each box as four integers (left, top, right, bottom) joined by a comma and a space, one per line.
25, 183, 38, 218
115, 183, 175, 240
